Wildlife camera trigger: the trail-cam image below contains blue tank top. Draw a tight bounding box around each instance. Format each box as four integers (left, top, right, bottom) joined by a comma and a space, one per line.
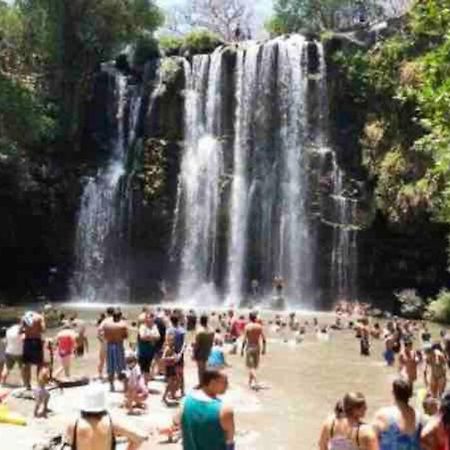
379, 410, 422, 450
181, 394, 226, 450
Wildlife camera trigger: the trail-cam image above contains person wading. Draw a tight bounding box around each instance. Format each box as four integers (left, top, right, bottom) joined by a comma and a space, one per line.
421, 390, 450, 450
193, 314, 214, 385
373, 378, 422, 450
100, 311, 128, 392
319, 392, 378, 450
21, 310, 46, 389
65, 386, 147, 450
175, 369, 235, 450
241, 311, 266, 389
424, 344, 447, 398
137, 312, 160, 383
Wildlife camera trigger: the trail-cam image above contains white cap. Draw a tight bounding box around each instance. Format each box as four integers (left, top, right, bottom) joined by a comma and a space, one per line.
81, 386, 107, 413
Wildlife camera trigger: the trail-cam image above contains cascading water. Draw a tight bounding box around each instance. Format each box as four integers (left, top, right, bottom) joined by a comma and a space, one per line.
331, 161, 359, 300
277, 36, 311, 302
314, 43, 359, 301
172, 36, 359, 307
71, 73, 141, 303
172, 49, 225, 303
225, 44, 257, 306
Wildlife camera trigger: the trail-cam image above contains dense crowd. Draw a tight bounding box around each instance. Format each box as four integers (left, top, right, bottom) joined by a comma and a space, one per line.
1, 303, 450, 449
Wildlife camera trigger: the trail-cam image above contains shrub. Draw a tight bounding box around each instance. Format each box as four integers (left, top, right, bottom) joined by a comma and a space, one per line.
182, 29, 223, 55
159, 35, 184, 56
427, 289, 450, 323
395, 289, 425, 319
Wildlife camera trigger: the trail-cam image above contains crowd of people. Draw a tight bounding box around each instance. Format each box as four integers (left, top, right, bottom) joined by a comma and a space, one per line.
2, 302, 450, 449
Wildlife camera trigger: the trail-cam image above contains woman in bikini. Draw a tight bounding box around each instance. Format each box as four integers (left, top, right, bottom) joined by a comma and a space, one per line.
319, 392, 379, 450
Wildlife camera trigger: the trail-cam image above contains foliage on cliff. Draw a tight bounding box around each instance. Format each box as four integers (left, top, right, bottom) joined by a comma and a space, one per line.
0, 0, 163, 153
159, 29, 223, 56
332, 0, 450, 229
266, 0, 385, 34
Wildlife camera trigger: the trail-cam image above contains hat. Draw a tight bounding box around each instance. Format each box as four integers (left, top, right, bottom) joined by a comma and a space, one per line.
81, 386, 107, 413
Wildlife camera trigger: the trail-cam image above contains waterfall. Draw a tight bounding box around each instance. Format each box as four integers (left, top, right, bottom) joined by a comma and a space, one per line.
173, 48, 225, 303
331, 159, 359, 300
172, 36, 359, 307
225, 44, 257, 306
277, 36, 311, 302
314, 44, 359, 301
71, 73, 141, 302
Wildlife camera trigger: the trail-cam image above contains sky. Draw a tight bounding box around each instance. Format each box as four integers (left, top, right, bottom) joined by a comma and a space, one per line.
156, 0, 274, 25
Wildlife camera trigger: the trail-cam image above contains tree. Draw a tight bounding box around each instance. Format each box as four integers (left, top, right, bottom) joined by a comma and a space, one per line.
16, 0, 163, 144
266, 0, 389, 35
164, 0, 254, 41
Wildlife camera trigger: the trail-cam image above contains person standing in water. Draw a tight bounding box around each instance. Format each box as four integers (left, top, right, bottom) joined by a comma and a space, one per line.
398, 339, 421, 386
21, 310, 46, 390
373, 378, 422, 450
193, 314, 214, 385
101, 311, 128, 392
241, 311, 266, 390
176, 369, 235, 450
421, 390, 450, 450
319, 392, 378, 450
424, 344, 447, 398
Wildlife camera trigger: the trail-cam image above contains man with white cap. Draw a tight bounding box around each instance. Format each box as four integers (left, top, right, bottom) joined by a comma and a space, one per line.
65, 385, 148, 450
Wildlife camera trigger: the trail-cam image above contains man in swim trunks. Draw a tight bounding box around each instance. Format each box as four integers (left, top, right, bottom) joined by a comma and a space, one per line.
193, 314, 215, 385
384, 331, 396, 367
398, 339, 421, 385
424, 344, 447, 398
241, 311, 266, 389
101, 311, 128, 392
21, 310, 46, 389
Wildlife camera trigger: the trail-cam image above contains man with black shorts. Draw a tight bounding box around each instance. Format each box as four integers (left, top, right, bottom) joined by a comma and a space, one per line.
21, 311, 46, 389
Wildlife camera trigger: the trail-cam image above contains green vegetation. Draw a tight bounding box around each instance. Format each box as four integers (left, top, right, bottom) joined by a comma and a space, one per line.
266, 0, 383, 34
159, 35, 184, 55
0, 0, 163, 154
158, 29, 223, 56
427, 290, 450, 323
334, 0, 450, 227
331, 0, 450, 319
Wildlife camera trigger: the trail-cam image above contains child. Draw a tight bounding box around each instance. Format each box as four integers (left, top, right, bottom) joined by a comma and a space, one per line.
162, 335, 179, 404
423, 393, 439, 422
207, 338, 229, 370
34, 365, 50, 418
120, 353, 148, 414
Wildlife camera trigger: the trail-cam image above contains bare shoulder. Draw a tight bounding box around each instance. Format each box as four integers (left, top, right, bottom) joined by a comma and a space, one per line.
421, 416, 439, 436
361, 423, 378, 440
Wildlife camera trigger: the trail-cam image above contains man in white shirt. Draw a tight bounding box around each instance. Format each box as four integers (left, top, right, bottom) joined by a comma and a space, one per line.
1, 322, 24, 386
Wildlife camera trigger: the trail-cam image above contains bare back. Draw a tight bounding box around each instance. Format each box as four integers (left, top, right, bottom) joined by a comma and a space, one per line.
67, 416, 113, 450
245, 322, 263, 348
23, 314, 45, 339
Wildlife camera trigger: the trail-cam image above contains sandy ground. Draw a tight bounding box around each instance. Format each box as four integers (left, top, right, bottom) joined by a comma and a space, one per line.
0, 307, 434, 449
